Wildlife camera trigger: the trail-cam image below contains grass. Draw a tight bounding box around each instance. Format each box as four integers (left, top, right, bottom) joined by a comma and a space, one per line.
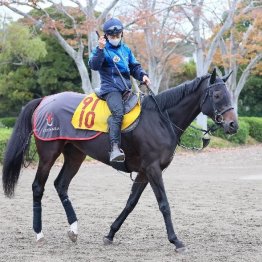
209, 136, 236, 148
0, 127, 12, 140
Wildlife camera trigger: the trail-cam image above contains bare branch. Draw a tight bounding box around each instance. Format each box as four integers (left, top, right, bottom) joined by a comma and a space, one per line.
48, 0, 82, 42
70, 0, 89, 16
242, 1, 262, 14
160, 0, 176, 32
125, 1, 182, 29
235, 53, 262, 98
239, 23, 254, 56
204, 0, 238, 72
97, 0, 120, 24
2, 3, 37, 22
179, 6, 193, 25
164, 29, 193, 62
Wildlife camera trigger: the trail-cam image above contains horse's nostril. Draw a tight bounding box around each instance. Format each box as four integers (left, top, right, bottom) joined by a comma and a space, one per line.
229, 121, 238, 130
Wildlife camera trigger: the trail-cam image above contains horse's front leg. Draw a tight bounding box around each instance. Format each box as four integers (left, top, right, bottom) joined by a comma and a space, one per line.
104, 172, 148, 244
146, 164, 186, 252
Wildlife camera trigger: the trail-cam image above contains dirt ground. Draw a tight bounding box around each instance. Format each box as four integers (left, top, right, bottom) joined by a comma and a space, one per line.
0, 145, 261, 262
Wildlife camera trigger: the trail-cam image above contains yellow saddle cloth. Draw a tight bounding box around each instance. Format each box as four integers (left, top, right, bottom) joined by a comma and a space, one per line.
71, 93, 141, 132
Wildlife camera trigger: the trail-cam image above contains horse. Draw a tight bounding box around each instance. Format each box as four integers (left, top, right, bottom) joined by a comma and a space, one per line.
2, 69, 238, 252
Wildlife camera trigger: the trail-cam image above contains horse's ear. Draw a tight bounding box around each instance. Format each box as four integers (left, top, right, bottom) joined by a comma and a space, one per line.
210, 68, 216, 84
221, 70, 233, 82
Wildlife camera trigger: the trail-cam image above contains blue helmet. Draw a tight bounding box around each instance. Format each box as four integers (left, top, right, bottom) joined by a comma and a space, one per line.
103, 18, 123, 36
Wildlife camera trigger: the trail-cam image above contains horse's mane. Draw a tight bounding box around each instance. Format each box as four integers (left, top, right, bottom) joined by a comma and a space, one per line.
142, 75, 210, 110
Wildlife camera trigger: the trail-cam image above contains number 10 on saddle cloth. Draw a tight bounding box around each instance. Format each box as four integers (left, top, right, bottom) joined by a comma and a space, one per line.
71, 93, 141, 132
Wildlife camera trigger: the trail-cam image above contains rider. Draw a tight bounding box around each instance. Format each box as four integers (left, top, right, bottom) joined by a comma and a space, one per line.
89, 17, 151, 163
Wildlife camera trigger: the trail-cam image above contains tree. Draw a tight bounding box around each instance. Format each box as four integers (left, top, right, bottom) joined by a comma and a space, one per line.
0, 22, 47, 67
169, 59, 196, 88
0, 66, 38, 116
179, 0, 238, 128
2, 0, 197, 95
214, 0, 262, 113
0, 22, 82, 117
238, 74, 262, 117
123, 0, 186, 94
2, 0, 120, 93
0, 22, 47, 116
36, 34, 82, 96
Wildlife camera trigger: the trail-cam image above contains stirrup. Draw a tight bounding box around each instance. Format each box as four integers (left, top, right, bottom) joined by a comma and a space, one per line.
110, 148, 125, 163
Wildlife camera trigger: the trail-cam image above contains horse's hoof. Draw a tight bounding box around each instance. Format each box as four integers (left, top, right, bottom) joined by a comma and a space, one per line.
68, 230, 78, 242
174, 240, 187, 253
175, 246, 187, 254
36, 237, 46, 247
103, 236, 113, 245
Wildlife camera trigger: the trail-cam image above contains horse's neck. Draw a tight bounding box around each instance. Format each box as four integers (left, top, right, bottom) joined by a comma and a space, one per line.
166, 83, 204, 136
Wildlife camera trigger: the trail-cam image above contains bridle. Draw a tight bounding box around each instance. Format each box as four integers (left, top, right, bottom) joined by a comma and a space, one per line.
140, 78, 234, 151
200, 81, 234, 125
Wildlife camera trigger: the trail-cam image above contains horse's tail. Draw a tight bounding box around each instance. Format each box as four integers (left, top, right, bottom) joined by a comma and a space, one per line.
2, 98, 42, 198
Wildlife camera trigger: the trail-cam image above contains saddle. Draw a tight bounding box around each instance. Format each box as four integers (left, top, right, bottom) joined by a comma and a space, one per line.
71, 91, 141, 132
94, 89, 139, 114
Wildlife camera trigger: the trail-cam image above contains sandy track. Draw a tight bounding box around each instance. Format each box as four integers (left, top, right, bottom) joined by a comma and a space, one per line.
0, 145, 262, 262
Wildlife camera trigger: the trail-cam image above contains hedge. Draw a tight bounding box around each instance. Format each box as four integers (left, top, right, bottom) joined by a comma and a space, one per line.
240, 117, 262, 142
208, 118, 250, 144
0, 128, 12, 163
0, 128, 38, 164
0, 117, 17, 128
180, 122, 203, 148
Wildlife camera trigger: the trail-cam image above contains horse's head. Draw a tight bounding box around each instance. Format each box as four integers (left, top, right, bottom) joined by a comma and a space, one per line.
201, 68, 238, 134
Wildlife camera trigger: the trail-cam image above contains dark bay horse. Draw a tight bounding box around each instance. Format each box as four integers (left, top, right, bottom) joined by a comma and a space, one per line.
2, 69, 238, 252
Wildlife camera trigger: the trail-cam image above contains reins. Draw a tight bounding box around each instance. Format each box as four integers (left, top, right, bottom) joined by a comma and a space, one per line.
140, 82, 218, 151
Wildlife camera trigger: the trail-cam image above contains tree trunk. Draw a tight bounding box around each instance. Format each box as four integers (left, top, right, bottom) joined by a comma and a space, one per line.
76, 58, 93, 94
189, 0, 237, 129
88, 31, 101, 90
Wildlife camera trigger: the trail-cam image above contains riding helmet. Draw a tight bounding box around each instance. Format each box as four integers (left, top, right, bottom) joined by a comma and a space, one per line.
103, 18, 123, 36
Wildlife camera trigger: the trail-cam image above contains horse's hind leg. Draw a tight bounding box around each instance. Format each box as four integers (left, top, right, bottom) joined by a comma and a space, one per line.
32, 140, 63, 243
104, 172, 148, 244
54, 144, 85, 242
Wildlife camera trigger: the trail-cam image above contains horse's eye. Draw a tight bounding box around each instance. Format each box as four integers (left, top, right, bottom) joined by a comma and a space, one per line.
213, 91, 221, 100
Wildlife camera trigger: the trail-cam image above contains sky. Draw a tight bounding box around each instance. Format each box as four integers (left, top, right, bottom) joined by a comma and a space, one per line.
0, 0, 227, 35
0, 0, 108, 21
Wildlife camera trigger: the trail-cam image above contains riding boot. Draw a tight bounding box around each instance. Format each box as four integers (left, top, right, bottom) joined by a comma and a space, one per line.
110, 143, 125, 162
104, 91, 125, 162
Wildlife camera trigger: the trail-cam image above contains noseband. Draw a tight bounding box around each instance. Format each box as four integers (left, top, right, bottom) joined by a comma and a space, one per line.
201, 82, 234, 124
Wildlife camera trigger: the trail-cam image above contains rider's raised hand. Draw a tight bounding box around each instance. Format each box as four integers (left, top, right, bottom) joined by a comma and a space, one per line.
98, 36, 106, 49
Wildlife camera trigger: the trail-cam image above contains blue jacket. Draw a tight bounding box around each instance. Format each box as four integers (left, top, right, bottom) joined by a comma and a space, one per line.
88, 41, 147, 96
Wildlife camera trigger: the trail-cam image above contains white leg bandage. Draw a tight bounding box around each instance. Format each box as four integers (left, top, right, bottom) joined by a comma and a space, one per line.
36, 231, 44, 241
70, 221, 78, 234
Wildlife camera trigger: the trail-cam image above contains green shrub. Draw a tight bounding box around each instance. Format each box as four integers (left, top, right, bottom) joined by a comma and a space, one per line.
180, 123, 203, 149
240, 117, 262, 142
0, 128, 12, 163
0, 139, 7, 163
209, 136, 236, 148
0, 128, 38, 164
24, 137, 39, 163
0, 117, 17, 128
208, 118, 250, 144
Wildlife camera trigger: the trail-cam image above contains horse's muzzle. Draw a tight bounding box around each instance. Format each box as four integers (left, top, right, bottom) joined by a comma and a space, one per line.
223, 120, 239, 134
221, 109, 239, 134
